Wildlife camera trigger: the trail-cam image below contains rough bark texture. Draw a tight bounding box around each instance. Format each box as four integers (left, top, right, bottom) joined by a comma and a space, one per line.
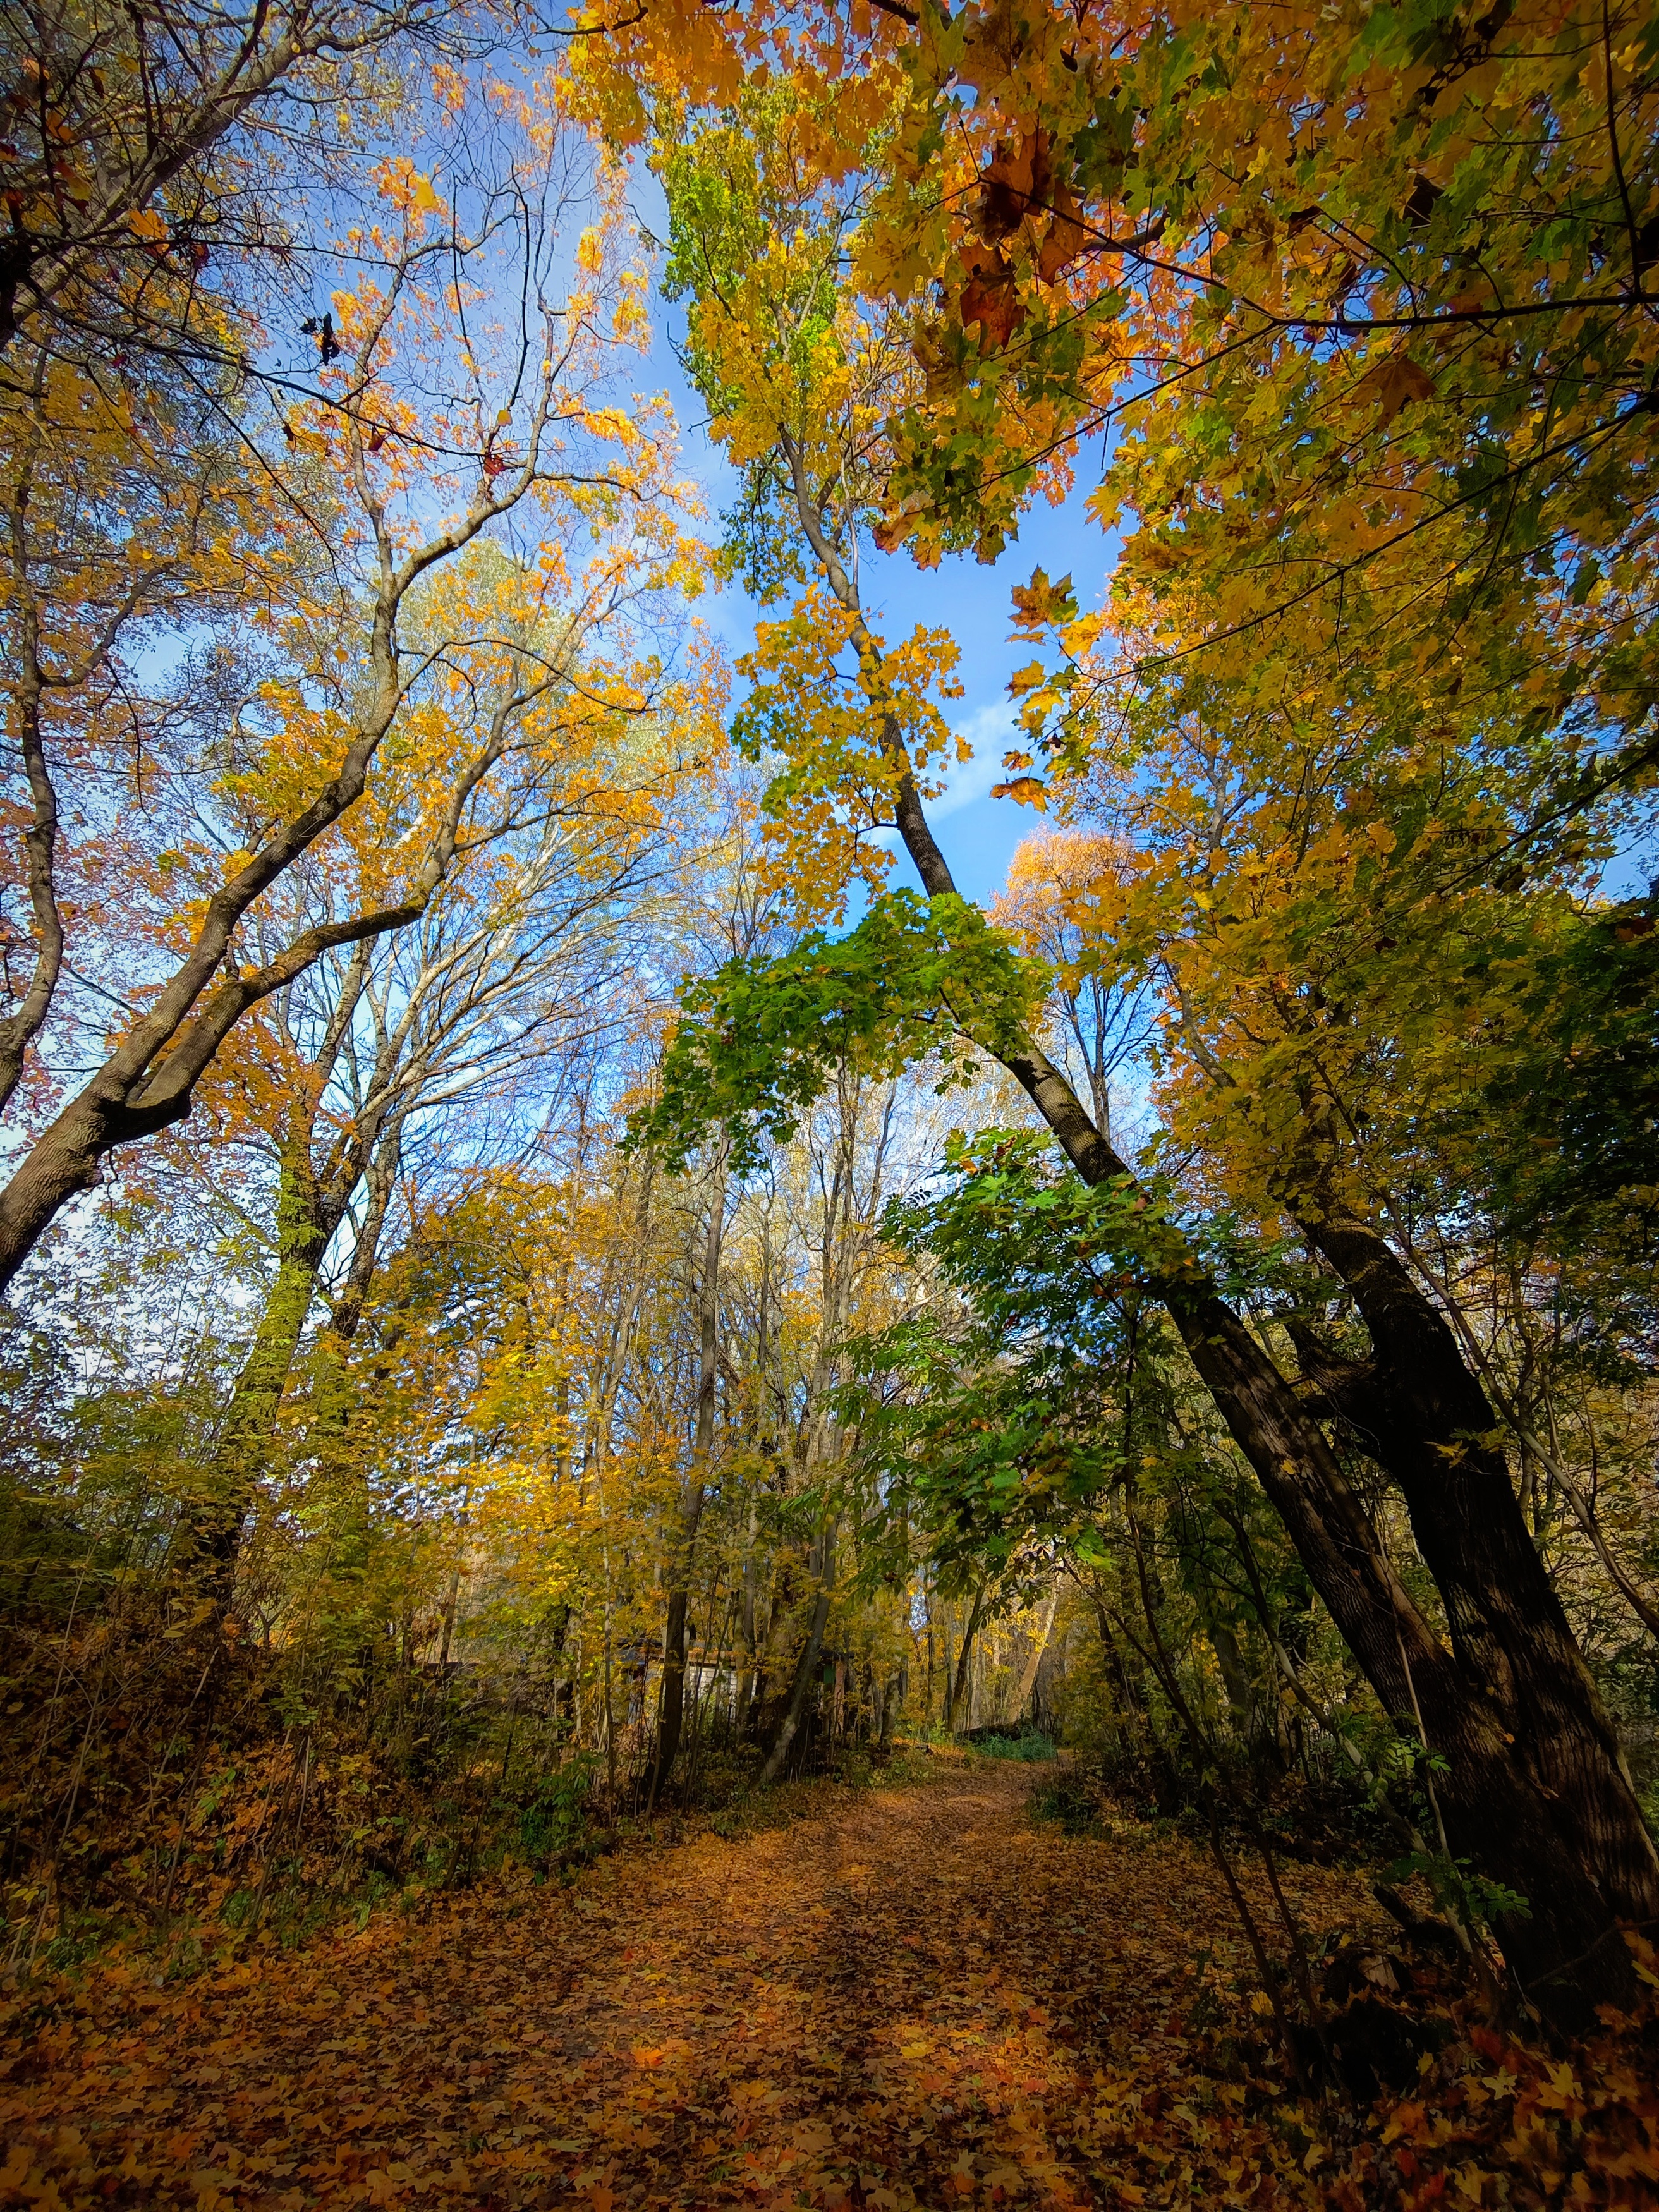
1290, 1211, 1659, 1936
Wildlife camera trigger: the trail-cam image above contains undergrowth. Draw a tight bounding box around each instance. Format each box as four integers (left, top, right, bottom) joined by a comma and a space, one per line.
0, 1602, 949, 1991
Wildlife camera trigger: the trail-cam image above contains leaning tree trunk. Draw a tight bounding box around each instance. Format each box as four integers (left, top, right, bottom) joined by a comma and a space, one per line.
785, 451, 1658, 2026
1008, 1586, 1060, 1725
1292, 1205, 1659, 1942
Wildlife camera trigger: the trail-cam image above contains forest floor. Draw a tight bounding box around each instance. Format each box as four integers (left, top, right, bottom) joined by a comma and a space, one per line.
2, 1761, 1656, 2211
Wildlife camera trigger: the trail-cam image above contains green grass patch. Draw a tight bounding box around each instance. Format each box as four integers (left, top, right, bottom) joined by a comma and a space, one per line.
969, 1729, 1057, 1763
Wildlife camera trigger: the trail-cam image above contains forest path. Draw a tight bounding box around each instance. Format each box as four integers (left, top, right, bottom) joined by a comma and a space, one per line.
1, 1764, 1380, 2209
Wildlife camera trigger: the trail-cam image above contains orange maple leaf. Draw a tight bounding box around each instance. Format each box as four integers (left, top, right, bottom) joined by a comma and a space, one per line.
1354, 354, 1435, 425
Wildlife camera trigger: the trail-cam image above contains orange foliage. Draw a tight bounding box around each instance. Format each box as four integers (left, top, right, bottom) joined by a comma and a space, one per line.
3, 1770, 1655, 2210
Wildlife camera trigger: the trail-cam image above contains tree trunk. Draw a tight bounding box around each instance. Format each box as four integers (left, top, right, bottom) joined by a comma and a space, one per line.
885, 1658, 906, 1750
0, 453, 568, 1295
1292, 1206, 1659, 1935
951, 1585, 987, 1735
738, 1495, 762, 1723
783, 451, 1657, 2024
762, 1529, 834, 1784
645, 1160, 726, 1805
191, 1159, 330, 1594
1010, 1586, 1060, 1724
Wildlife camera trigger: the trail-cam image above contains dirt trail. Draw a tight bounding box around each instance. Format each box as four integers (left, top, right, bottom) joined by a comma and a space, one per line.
1, 1766, 1385, 2208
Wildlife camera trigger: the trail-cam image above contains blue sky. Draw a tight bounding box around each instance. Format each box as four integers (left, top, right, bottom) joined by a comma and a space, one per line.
627, 188, 1656, 918
631, 194, 1121, 911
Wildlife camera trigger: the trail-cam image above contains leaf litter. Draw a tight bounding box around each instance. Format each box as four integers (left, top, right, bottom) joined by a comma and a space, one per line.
2, 1766, 1655, 2209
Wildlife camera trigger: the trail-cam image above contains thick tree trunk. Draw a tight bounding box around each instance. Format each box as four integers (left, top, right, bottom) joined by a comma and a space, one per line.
1292, 1208, 1659, 1933
763, 1531, 834, 1784
1166, 1276, 1655, 2021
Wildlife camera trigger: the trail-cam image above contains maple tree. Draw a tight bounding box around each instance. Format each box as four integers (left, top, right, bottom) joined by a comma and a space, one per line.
0, 0, 1655, 2196
607, 95, 1651, 2037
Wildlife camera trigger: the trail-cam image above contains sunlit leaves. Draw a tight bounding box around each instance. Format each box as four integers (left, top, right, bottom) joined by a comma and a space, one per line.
630, 892, 1048, 1174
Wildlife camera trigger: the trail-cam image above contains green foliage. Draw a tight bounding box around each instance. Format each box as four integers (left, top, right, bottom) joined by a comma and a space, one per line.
518, 1754, 600, 1869
628, 894, 1047, 1174
1385, 1845, 1533, 1942
1474, 887, 1659, 1337
658, 88, 846, 426
1028, 1771, 1102, 1835
971, 1727, 1057, 1763
847, 1129, 1219, 1576
884, 1127, 1198, 1307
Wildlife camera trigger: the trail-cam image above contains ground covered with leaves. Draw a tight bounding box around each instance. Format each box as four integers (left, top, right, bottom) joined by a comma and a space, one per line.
3, 1765, 1656, 2210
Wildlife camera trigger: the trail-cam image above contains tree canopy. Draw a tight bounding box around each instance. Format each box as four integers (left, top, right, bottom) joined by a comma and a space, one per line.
0, 3, 1656, 2193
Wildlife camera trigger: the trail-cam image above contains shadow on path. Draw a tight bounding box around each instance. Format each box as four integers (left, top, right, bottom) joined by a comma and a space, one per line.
0, 1763, 1383, 2208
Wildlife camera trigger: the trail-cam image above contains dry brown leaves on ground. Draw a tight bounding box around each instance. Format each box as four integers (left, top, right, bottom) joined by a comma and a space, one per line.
2, 1766, 1656, 2210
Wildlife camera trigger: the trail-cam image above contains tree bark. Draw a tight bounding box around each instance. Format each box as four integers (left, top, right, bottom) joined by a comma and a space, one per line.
951, 1584, 988, 1735
782, 447, 1658, 2024
1290, 1208, 1659, 1932
645, 1158, 726, 1805
1009, 1586, 1059, 1723
763, 1529, 834, 1784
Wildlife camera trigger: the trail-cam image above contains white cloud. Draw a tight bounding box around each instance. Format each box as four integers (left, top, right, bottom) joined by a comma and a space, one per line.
930, 700, 1018, 818
868, 700, 1019, 855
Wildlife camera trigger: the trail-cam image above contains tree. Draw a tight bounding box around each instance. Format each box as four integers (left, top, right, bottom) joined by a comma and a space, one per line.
0, 112, 696, 1294
0, 0, 482, 360
860, 0, 1659, 808
181, 616, 688, 1589
990, 830, 1152, 1141
620, 80, 1659, 2025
